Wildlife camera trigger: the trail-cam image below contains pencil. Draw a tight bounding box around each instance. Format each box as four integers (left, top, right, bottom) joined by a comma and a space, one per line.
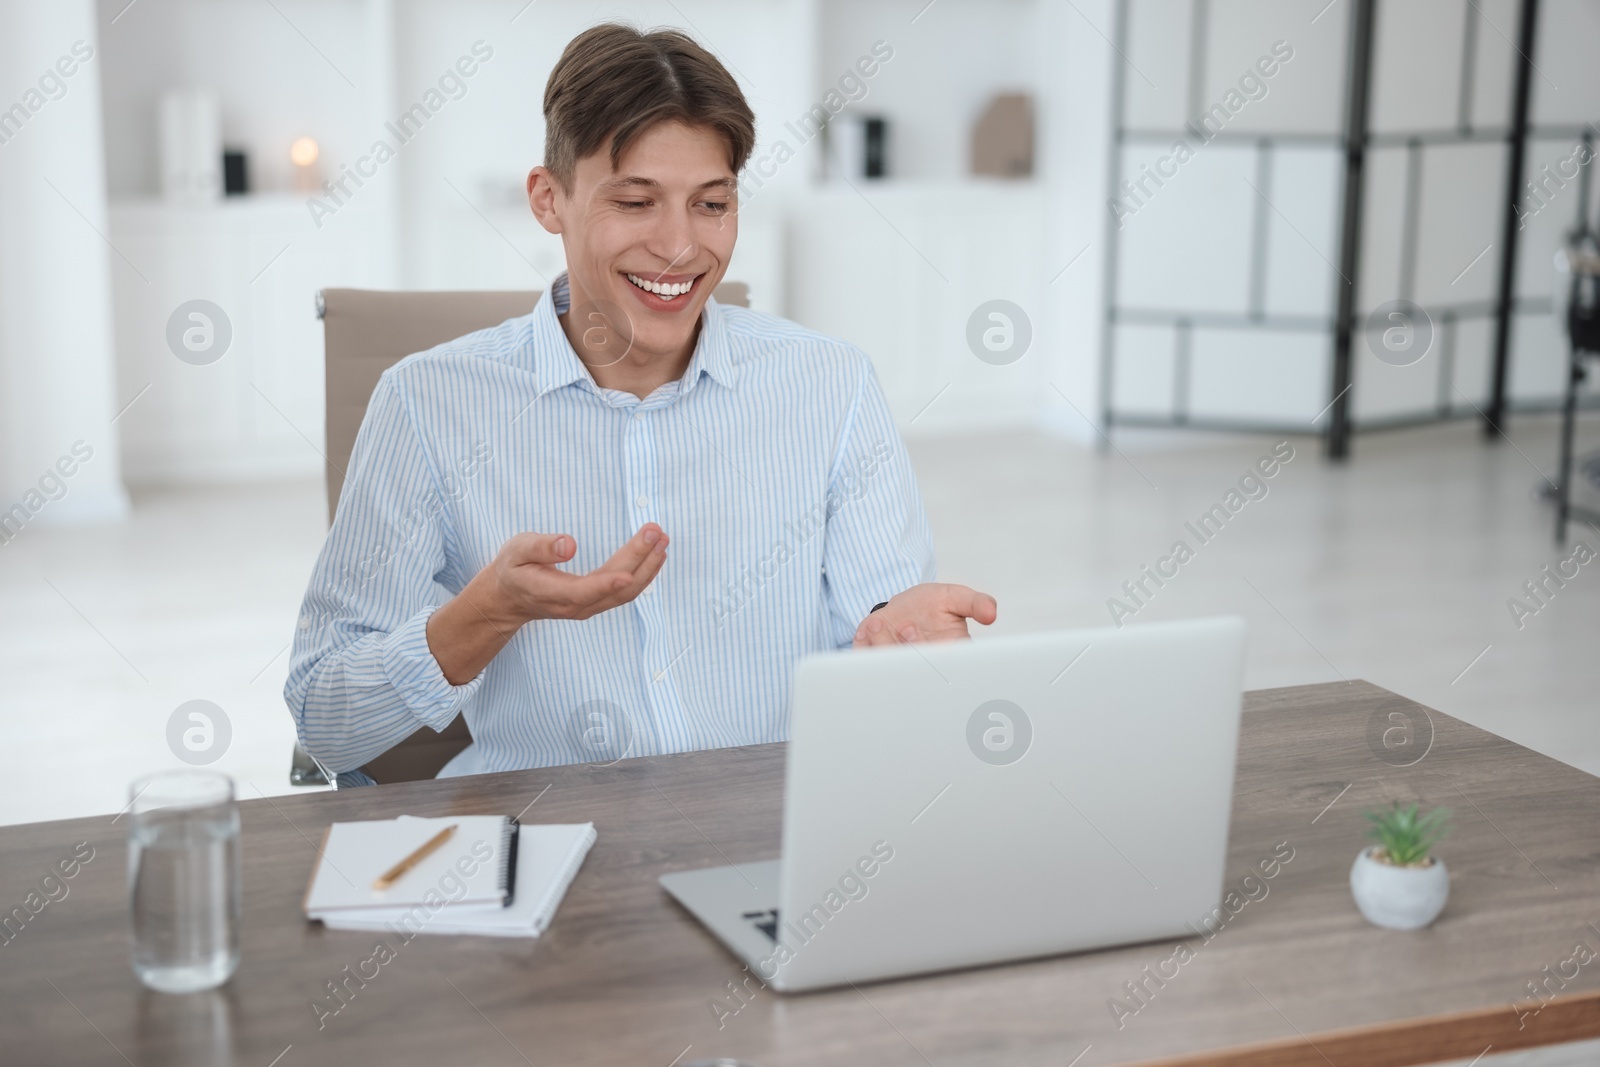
372, 823, 458, 890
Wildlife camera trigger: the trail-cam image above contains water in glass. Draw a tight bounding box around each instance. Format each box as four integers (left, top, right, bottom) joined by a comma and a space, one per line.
128, 771, 241, 993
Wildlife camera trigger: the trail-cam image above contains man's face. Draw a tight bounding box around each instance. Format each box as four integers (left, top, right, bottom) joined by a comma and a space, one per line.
535, 120, 738, 368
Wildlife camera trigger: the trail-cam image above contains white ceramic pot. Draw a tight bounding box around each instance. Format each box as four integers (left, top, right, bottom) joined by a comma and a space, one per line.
1349, 846, 1449, 929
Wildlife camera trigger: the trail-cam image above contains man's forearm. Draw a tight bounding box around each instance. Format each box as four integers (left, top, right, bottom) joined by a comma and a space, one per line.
426, 567, 527, 685
288, 629, 458, 773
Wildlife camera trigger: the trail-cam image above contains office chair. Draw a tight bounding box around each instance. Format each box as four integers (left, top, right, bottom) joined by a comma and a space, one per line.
289, 281, 751, 787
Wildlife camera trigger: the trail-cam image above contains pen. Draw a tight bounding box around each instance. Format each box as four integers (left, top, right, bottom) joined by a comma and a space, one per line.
372, 824, 458, 890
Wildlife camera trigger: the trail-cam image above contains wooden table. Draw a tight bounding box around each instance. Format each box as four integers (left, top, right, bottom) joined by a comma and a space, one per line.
6, 680, 1600, 1067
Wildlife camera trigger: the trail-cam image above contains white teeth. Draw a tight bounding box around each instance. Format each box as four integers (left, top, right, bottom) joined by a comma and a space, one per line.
626, 273, 696, 299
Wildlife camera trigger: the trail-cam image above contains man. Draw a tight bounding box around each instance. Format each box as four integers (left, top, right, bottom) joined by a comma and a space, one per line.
286, 23, 996, 786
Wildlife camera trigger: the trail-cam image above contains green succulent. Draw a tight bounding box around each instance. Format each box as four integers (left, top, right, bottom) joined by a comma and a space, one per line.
1364, 802, 1450, 867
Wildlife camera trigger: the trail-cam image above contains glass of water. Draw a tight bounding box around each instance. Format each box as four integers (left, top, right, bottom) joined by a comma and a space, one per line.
128, 770, 241, 993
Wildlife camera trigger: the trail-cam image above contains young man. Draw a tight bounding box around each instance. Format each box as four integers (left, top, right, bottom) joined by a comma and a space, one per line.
286, 24, 996, 785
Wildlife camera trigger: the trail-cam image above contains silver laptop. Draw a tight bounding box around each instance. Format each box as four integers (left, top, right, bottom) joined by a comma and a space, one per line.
660, 616, 1247, 992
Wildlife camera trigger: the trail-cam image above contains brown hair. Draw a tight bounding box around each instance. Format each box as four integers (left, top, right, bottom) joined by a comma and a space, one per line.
543, 23, 756, 192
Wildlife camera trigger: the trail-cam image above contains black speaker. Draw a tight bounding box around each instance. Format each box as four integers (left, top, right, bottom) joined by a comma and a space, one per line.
223, 150, 249, 196
863, 118, 887, 179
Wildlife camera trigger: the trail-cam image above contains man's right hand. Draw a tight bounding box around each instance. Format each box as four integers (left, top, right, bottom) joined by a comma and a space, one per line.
427, 524, 669, 685
485, 524, 669, 625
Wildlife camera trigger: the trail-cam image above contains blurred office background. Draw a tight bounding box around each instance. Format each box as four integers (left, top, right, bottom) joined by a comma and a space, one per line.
1, 0, 1598, 827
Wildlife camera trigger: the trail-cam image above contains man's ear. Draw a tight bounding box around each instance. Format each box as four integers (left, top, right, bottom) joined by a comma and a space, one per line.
528, 166, 564, 235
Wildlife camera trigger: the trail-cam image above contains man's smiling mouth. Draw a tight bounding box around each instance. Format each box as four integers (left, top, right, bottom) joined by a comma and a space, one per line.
624, 272, 702, 302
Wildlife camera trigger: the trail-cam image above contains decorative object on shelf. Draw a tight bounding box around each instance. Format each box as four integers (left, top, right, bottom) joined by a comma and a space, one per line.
222, 149, 248, 196
158, 90, 221, 202
290, 135, 322, 193
862, 117, 887, 179
971, 92, 1034, 178
1349, 802, 1451, 930
830, 114, 888, 181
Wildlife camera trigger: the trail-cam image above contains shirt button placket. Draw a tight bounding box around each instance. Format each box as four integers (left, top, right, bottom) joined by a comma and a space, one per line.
628, 408, 652, 525
628, 407, 676, 748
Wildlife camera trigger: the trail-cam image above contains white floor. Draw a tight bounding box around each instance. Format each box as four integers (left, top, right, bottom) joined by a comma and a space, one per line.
918, 415, 1600, 783
4, 413, 1598, 1063
2, 476, 334, 824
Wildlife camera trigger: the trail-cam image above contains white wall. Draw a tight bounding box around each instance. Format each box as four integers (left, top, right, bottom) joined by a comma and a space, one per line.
816, 0, 1039, 183
389, 0, 816, 296
1037, 0, 1116, 445
0, 0, 129, 526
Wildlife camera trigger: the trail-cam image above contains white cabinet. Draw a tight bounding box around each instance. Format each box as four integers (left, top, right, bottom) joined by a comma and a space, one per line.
109, 197, 391, 484
788, 182, 1047, 434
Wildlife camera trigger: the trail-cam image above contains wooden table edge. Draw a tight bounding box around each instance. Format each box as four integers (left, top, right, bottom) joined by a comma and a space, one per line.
1122, 990, 1600, 1067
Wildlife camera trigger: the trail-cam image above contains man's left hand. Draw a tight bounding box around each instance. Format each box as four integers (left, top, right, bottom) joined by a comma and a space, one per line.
852, 583, 998, 648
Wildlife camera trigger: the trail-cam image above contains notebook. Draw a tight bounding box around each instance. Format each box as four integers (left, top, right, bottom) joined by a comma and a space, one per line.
321, 821, 597, 938
303, 815, 518, 916
305, 815, 596, 939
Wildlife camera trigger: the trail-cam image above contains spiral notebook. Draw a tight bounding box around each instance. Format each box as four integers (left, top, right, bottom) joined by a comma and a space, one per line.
304, 815, 595, 938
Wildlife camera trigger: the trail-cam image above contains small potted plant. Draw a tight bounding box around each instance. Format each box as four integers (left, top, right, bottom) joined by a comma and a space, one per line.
1349, 802, 1451, 930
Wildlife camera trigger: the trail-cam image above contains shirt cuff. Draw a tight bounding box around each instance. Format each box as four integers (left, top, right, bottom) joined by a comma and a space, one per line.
381, 605, 484, 731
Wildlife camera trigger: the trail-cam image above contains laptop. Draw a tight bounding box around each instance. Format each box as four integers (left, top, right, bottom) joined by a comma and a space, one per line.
660, 616, 1247, 992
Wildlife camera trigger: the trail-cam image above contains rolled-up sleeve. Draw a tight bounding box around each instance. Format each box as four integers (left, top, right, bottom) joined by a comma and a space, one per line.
284, 373, 483, 773
820, 351, 937, 648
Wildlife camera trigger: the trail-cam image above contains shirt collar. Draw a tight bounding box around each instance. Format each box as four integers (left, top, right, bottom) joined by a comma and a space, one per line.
527, 272, 736, 402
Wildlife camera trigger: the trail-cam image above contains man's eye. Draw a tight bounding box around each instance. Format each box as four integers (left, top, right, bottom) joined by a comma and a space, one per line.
701, 201, 730, 214
618, 200, 648, 209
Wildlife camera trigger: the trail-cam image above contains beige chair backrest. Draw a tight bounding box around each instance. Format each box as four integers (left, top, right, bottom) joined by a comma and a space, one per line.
316, 283, 750, 783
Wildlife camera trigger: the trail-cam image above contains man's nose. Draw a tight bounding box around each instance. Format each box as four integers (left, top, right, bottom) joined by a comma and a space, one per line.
646, 209, 698, 270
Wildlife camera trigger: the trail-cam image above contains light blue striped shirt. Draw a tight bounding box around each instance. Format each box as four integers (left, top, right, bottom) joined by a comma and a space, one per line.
285, 273, 935, 781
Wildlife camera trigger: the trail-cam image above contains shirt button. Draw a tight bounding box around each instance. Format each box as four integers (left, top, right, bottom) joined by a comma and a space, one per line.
636, 494, 649, 509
